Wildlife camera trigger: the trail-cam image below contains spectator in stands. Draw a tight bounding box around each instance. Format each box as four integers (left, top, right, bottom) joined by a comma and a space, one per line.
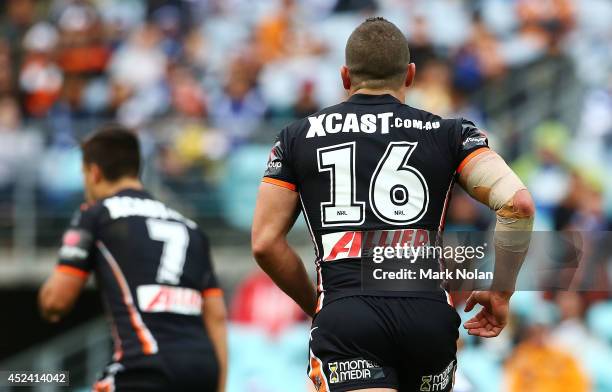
0, 95, 42, 198
549, 292, 607, 362
553, 171, 585, 231
109, 23, 169, 127
453, 12, 505, 94
255, 0, 297, 63
407, 59, 453, 116
406, 15, 435, 70
513, 121, 571, 220
210, 56, 266, 144
151, 4, 185, 62
182, 28, 210, 75
291, 80, 320, 119
0, 40, 13, 95
56, 2, 110, 77
169, 65, 207, 118
504, 315, 590, 391
108, 23, 167, 92
19, 22, 62, 117
516, 0, 575, 54
0, 0, 35, 86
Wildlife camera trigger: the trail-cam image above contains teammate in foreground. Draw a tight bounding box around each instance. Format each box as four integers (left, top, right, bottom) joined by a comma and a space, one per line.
39, 128, 227, 392
252, 17, 534, 391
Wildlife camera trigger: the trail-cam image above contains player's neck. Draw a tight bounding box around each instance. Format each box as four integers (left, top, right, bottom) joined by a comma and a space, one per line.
349, 87, 405, 103
98, 177, 144, 200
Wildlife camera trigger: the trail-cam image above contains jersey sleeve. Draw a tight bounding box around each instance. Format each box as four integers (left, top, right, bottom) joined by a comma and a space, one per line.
452, 118, 490, 174
200, 232, 223, 298
262, 128, 297, 191
56, 205, 98, 279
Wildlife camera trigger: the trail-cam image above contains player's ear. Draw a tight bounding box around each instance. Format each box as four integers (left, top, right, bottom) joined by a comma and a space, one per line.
91, 164, 103, 184
404, 63, 416, 88
340, 65, 351, 90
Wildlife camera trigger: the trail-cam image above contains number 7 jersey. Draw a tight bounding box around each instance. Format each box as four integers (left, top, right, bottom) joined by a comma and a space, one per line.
56, 189, 221, 361
262, 93, 489, 310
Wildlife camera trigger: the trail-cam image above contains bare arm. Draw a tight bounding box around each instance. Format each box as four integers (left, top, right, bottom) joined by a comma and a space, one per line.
458, 150, 535, 337
251, 182, 318, 317
202, 295, 228, 392
39, 269, 88, 322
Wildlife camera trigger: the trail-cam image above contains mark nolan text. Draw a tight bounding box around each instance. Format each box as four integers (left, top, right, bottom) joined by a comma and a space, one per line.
373, 268, 493, 281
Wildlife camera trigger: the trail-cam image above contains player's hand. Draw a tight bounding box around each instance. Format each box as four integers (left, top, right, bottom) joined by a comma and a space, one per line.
462, 291, 511, 338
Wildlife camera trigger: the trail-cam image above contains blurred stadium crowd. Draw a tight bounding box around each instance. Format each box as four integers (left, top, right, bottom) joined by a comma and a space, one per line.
1, 0, 612, 390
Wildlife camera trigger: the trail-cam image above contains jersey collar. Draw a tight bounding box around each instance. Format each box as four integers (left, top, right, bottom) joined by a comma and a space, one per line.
114, 188, 152, 198
346, 93, 402, 105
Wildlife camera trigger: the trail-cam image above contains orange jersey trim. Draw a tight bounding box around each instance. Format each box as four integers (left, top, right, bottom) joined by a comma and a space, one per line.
107, 265, 156, 355
262, 177, 297, 192
97, 241, 158, 355
56, 265, 89, 279
315, 294, 323, 314
457, 147, 489, 174
202, 288, 223, 298
309, 350, 329, 391
93, 379, 114, 392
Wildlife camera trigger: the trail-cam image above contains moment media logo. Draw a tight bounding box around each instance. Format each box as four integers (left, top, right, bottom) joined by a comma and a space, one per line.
419, 360, 455, 391
327, 358, 385, 384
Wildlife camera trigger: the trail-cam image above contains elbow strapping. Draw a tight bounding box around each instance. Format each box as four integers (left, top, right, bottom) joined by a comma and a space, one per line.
497, 189, 535, 220
511, 189, 535, 218
494, 191, 534, 253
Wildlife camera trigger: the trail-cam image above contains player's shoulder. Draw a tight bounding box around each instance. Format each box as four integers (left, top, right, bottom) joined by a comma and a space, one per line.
403, 105, 461, 129
69, 200, 107, 228
408, 105, 484, 137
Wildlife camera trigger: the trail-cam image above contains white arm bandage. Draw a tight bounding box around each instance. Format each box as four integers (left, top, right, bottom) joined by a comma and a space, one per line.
463, 153, 533, 253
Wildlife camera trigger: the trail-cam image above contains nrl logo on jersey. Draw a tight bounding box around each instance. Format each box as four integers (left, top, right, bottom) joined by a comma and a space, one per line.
265, 140, 284, 174
306, 112, 440, 138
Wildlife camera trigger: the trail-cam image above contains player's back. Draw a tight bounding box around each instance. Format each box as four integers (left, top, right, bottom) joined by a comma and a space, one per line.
257, 18, 498, 392
58, 189, 221, 376
263, 93, 488, 310
263, 93, 488, 391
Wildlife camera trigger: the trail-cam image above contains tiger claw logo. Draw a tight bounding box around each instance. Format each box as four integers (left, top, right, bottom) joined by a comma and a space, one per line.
313, 375, 322, 391
327, 358, 384, 384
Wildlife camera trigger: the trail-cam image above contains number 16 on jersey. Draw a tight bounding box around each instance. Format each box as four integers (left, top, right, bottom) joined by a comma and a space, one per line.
317, 141, 429, 227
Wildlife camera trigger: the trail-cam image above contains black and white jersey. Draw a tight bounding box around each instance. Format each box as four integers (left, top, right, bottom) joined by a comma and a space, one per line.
262, 94, 489, 310
57, 189, 221, 362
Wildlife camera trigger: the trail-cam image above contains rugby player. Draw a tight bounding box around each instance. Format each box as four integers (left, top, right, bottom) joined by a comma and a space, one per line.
39, 127, 227, 392
252, 17, 534, 391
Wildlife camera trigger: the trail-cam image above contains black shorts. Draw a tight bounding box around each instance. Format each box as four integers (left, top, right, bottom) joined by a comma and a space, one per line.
308, 296, 460, 392
93, 349, 218, 392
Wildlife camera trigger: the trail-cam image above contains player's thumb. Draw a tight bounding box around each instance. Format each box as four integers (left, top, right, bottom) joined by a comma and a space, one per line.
464, 292, 478, 312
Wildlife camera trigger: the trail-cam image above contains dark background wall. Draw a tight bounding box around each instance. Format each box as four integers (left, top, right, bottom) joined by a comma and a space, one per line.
0, 288, 103, 360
